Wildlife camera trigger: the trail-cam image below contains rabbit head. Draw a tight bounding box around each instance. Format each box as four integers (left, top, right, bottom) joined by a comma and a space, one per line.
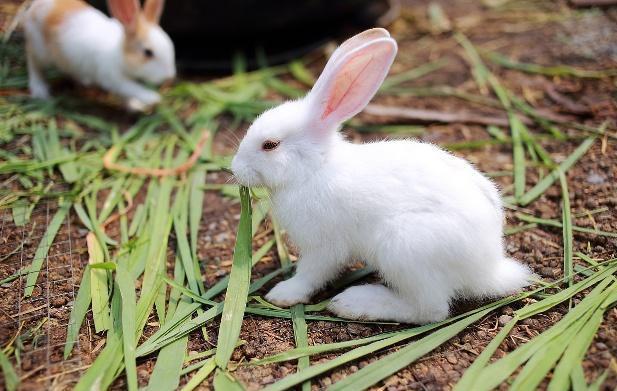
232, 28, 397, 190
108, 0, 175, 84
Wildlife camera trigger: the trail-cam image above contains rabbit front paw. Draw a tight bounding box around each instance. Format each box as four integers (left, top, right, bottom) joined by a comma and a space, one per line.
30, 82, 50, 100
265, 278, 313, 307
140, 90, 161, 106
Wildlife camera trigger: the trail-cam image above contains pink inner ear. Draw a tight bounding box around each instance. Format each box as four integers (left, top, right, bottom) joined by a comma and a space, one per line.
108, 0, 138, 30
319, 42, 395, 125
321, 53, 375, 120
143, 0, 163, 24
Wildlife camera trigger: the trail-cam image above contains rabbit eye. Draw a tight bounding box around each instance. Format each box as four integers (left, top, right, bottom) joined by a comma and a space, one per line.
262, 140, 280, 151
144, 48, 154, 59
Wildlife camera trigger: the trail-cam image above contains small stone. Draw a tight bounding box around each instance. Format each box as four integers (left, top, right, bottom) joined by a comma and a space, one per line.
596, 342, 608, 350
347, 323, 369, 335
262, 375, 274, 384
322, 377, 332, 386
51, 296, 68, 307
540, 267, 555, 278
498, 315, 513, 326
586, 172, 606, 184
446, 354, 458, 365
231, 349, 242, 360
477, 330, 487, 338
243, 346, 256, 358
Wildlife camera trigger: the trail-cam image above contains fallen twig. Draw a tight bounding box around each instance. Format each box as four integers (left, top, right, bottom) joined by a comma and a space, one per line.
364, 104, 531, 126
545, 85, 590, 115
103, 130, 210, 177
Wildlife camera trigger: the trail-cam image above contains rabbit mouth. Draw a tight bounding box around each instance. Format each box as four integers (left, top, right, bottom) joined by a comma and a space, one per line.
231, 166, 262, 187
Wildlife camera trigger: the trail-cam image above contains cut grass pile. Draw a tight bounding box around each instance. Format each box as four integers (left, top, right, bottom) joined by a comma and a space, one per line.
1, 21, 616, 390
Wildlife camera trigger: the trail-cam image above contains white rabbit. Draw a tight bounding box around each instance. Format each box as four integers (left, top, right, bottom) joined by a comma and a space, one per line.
23, 0, 175, 111
231, 28, 532, 324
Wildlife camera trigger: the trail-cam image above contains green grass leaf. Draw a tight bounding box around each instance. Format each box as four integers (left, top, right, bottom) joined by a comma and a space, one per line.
291, 304, 311, 391
64, 265, 92, 359
473, 275, 614, 390
24, 199, 70, 297
0, 349, 19, 391
547, 296, 608, 391
213, 369, 246, 390
215, 186, 253, 370
87, 232, 111, 332
381, 58, 449, 90
328, 304, 500, 390
516, 213, 617, 238
518, 137, 596, 206
559, 171, 573, 286
453, 316, 519, 391
486, 51, 617, 78
181, 358, 216, 391
263, 296, 517, 391
116, 263, 138, 391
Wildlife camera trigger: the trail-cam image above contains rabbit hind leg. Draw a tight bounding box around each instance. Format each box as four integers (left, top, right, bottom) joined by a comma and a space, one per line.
328, 283, 450, 324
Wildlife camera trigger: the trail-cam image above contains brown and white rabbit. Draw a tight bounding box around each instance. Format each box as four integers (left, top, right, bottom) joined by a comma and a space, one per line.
23, 0, 175, 110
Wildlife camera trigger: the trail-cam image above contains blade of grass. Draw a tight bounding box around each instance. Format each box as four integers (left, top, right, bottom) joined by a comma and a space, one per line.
453, 316, 519, 391
518, 137, 595, 206
250, 329, 412, 366
213, 369, 246, 390
24, 199, 70, 296
380, 58, 449, 90
570, 364, 587, 391
559, 171, 573, 287
263, 296, 518, 391
273, 209, 310, 390
509, 304, 596, 391
472, 275, 614, 390
510, 114, 526, 199
163, 278, 217, 306
181, 358, 216, 391
547, 289, 611, 391
515, 213, 617, 238
203, 239, 274, 300
0, 349, 19, 391
289, 60, 315, 87
147, 334, 189, 391
328, 303, 503, 390
87, 232, 111, 332
215, 186, 252, 370
455, 33, 529, 200
116, 263, 138, 391
189, 170, 207, 294
291, 304, 310, 391
486, 51, 617, 78
63, 265, 92, 358
588, 369, 609, 391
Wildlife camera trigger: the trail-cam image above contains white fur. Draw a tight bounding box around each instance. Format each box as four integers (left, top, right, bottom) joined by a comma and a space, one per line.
23, 0, 175, 109
231, 30, 532, 324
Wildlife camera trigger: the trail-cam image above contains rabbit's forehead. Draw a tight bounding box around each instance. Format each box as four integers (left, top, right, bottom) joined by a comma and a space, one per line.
248, 101, 307, 140
146, 25, 174, 59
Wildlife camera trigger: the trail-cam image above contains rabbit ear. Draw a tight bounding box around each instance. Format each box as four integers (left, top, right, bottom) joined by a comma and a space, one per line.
107, 0, 140, 34
307, 37, 397, 135
143, 0, 164, 24
313, 28, 390, 93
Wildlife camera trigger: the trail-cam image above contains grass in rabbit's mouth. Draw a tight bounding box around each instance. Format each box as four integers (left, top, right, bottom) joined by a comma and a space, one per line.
1, 14, 616, 390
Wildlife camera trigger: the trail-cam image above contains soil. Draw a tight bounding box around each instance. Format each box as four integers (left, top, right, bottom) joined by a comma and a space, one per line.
1, 0, 616, 390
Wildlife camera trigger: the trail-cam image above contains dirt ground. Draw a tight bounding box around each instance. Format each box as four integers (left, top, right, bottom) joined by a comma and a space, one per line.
1, 0, 616, 390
